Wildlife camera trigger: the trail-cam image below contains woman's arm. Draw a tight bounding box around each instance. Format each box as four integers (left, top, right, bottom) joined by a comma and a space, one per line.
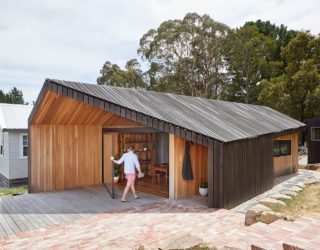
113, 154, 125, 165
134, 155, 142, 174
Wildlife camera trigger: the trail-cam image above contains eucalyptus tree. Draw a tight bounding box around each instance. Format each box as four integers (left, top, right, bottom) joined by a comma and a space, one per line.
97, 59, 146, 89
222, 25, 276, 103
138, 13, 230, 98
258, 32, 320, 122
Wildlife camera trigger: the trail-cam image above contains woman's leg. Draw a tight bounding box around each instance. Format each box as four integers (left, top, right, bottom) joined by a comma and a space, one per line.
122, 181, 130, 201
130, 183, 138, 199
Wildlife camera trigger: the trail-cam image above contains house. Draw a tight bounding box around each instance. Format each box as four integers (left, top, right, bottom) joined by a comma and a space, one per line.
28, 79, 305, 209
0, 103, 33, 187
307, 117, 320, 164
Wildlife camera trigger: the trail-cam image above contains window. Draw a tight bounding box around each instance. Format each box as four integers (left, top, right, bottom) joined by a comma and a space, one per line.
20, 134, 28, 158
273, 140, 291, 157
0, 132, 3, 157
311, 127, 320, 141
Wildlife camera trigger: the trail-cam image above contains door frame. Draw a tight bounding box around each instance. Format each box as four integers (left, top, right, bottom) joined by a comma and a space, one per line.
102, 130, 115, 198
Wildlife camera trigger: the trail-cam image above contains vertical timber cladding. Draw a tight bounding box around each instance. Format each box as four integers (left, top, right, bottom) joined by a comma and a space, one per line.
173, 135, 208, 199
208, 135, 273, 209
30, 124, 102, 192
273, 132, 299, 177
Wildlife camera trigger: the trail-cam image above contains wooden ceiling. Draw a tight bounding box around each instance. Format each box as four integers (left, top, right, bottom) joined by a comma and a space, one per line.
32, 90, 144, 128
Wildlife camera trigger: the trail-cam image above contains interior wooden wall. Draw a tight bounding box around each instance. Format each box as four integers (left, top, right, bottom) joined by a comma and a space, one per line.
273, 132, 298, 177
30, 124, 101, 192
173, 135, 208, 199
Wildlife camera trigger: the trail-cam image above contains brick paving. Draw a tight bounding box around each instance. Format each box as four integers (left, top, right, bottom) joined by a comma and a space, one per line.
1, 200, 320, 249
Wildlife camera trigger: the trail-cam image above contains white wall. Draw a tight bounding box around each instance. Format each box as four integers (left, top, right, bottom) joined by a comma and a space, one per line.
0, 130, 9, 178
8, 132, 28, 179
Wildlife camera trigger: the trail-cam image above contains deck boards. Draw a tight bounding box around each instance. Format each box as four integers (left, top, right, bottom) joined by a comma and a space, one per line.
0, 185, 163, 237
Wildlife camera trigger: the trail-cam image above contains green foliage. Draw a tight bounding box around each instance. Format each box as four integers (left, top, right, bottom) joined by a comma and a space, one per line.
200, 180, 208, 188
97, 59, 146, 89
245, 20, 298, 62
0, 186, 28, 197
259, 32, 320, 122
0, 87, 25, 104
138, 13, 230, 98
222, 25, 276, 103
0, 90, 6, 103
97, 14, 320, 125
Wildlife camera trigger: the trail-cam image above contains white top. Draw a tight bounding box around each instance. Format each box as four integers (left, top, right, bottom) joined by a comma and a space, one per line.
113, 151, 141, 174
0, 104, 33, 129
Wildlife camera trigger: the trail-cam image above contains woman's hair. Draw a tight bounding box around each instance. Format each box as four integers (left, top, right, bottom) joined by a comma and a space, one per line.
127, 145, 135, 151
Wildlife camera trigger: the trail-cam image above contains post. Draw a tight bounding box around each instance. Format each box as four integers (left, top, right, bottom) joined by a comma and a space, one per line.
208, 139, 214, 208
169, 133, 175, 200
102, 129, 104, 184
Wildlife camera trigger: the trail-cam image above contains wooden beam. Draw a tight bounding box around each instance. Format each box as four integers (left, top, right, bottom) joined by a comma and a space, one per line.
169, 134, 175, 200
213, 140, 223, 208
208, 138, 214, 208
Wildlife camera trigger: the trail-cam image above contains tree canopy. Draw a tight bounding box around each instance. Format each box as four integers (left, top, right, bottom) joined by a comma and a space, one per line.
0, 87, 25, 104
97, 13, 319, 124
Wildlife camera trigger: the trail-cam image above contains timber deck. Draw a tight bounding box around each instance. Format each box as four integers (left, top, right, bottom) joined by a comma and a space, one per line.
0, 185, 163, 237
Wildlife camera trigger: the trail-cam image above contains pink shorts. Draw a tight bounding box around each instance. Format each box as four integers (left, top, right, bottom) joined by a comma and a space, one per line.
126, 173, 136, 185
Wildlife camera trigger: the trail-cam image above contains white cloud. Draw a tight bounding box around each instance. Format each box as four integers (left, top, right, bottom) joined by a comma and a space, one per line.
0, 0, 319, 102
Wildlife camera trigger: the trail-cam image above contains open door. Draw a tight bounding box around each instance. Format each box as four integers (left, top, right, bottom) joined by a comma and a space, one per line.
103, 132, 115, 198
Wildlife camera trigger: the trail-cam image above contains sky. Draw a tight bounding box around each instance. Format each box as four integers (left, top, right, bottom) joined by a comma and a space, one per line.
0, 0, 319, 103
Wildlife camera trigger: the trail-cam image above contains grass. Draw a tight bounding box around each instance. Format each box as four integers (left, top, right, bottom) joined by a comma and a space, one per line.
272, 183, 320, 218
0, 186, 28, 197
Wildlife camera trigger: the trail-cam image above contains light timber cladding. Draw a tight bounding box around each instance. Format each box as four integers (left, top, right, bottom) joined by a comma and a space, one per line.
30, 124, 101, 192
273, 132, 299, 177
173, 135, 208, 199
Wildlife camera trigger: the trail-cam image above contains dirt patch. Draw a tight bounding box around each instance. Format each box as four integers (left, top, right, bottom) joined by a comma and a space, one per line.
273, 183, 320, 218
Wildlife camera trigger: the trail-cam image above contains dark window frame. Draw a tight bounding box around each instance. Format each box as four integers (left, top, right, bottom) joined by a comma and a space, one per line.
273, 140, 291, 157
311, 127, 320, 141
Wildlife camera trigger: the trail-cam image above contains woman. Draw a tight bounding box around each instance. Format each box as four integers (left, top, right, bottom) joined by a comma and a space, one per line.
111, 146, 142, 202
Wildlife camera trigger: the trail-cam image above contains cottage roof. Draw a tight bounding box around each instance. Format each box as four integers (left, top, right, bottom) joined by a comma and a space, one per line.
0, 103, 33, 130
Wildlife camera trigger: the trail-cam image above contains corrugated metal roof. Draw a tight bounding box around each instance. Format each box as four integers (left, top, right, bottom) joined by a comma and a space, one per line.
49, 79, 305, 142
0, 103, 33, 130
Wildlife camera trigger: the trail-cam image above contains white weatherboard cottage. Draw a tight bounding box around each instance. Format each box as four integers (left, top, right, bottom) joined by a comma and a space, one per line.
0, 103, 33, 187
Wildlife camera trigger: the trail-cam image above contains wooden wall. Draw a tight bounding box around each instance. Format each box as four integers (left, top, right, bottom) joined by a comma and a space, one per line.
208, 135, 274, 209
173, 135, 208, 199
273, 132, 299, 177
30, 124, 101, 192
30, 90, 147, 192
307, 118, 320, 164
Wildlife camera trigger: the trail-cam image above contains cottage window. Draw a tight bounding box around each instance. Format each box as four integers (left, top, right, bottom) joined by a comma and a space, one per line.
273, 140, 291, 157
20, 134, 28, 158
0, 133, 3, 157
311, 127, 320, 141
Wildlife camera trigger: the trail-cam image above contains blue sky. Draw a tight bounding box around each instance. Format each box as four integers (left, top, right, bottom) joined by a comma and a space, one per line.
0, 0, 319, 103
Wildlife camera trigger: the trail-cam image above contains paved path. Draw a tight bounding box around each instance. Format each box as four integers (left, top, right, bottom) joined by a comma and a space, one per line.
0, 185, 162, 237
0, 200, 320, 249
233, 169, 320, 213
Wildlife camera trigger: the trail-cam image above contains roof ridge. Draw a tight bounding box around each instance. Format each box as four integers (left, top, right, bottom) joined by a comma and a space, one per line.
48, 78, 266, 108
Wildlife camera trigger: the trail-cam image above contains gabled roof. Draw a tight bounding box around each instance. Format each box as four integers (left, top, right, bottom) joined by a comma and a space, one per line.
33, 79, 305, 142
0, 103, 33, 130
